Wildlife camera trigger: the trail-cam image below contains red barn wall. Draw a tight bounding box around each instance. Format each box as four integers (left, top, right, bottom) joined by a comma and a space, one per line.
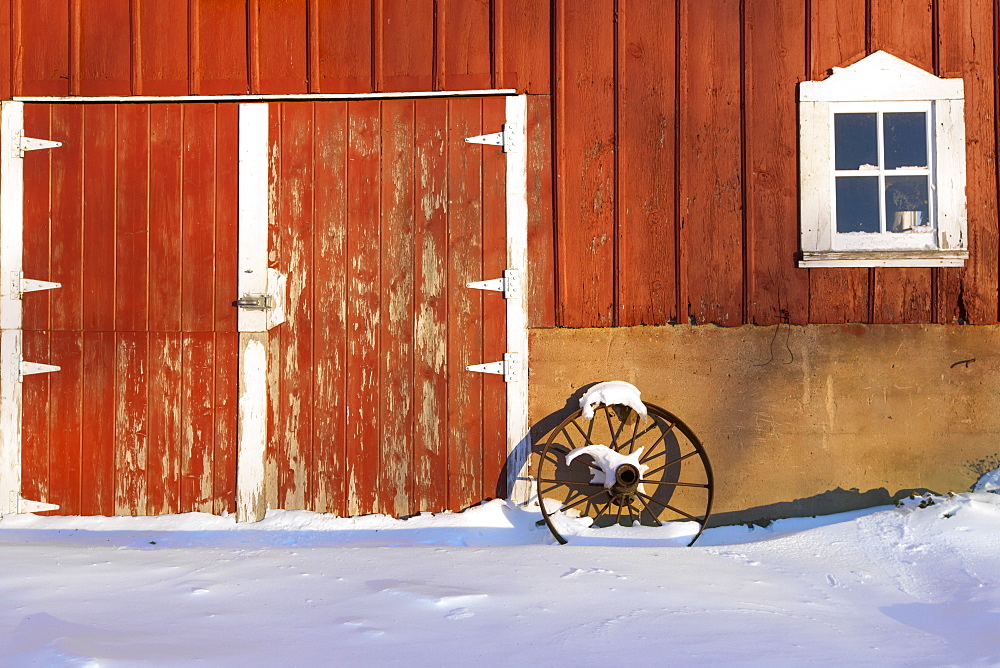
2, 0, 998, 329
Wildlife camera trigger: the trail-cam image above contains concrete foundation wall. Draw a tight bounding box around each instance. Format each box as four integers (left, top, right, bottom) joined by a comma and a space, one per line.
528, 324, 1000, 526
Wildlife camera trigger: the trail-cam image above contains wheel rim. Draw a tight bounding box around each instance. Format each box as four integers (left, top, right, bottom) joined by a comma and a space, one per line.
534, 402, 714, 546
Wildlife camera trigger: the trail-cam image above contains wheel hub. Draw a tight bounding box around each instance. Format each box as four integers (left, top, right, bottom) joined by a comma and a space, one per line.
609, 463, 641, 505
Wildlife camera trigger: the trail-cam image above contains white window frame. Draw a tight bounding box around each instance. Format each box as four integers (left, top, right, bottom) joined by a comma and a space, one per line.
799, 51, 967, 267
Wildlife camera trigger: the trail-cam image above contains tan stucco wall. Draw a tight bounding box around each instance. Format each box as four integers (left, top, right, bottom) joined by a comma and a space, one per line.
529, 324, 1000, 526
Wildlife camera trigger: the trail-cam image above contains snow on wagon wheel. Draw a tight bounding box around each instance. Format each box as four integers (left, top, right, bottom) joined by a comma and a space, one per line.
535, 401, 714, 546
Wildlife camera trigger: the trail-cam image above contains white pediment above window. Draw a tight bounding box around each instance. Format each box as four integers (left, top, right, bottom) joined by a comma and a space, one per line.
800, 50, 964, 103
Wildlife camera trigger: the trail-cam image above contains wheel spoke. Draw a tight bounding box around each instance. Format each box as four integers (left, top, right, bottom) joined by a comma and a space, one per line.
544, 445, 603, 474
637, 492, 702, 523
558, 487, 610, 514
614, 501, 625, 526
538, 477, 602, 487
643, 450, 699, 476
635, 494, 663, 526
637, 423, 678, 463
624, 412, 641, 455
592, 499, 615, 523
604, 405, 617, 449
639, 479, 710, 489
625, 502, 637, 527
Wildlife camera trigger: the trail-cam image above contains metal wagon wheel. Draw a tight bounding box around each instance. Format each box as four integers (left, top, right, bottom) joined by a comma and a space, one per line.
534, 402, 714, 546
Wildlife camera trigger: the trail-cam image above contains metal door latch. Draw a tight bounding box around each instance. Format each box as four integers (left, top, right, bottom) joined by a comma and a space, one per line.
232, 294, 273, 311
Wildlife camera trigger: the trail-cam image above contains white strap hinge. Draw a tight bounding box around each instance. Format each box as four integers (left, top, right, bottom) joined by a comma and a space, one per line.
19, 498, 60, 513
466, 352, 520, 383
464, 121, 522, 153
20, 359, 60, 381
466, 269, 521, 299
13, 272, 61, 299
13, 131, 62, 158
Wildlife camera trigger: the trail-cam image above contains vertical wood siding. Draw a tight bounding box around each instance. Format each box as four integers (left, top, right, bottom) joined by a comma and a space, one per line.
2, 0, 999, 325
266, 98, 507, 516
20, 103, 239, 516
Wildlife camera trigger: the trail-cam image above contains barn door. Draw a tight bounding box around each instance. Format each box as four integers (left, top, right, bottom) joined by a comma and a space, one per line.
255, 96, 529, 518
6, 101, 240, 516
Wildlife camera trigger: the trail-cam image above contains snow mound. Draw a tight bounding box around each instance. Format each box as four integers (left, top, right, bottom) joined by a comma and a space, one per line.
579, 380, 647, 419
973, 467, 1000, 493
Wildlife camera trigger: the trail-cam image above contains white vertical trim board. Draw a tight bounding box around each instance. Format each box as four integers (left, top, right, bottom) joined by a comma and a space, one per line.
236, 103, 271, 522
505, 95, 532, 505
0, 102, 24, 514
237, 103, 271, 334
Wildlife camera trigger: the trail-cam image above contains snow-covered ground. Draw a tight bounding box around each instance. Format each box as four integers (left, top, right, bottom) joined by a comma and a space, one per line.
2, 493, 1000, 666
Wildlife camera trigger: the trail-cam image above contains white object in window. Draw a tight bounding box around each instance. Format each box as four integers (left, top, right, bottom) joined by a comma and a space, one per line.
798, 51, 967, 267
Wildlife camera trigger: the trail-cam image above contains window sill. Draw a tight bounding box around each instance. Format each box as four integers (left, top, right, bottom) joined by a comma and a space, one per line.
799, 249, 968, 268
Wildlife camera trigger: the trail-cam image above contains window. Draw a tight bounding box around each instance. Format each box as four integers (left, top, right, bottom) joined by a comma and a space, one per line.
798, 51, 967, 267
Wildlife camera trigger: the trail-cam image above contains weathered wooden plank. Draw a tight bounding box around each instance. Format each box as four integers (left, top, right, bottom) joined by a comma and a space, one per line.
527, 95, 556, 328
936, 0, 998, 324
214, 104, 239, 334
264, 105, 282, 514
276, 102, 315, 509
499, 0, 551, 93
181, 332, 214, 512
17, 0, 71, 96
345, 100, 381, 515
181, 105, 217, 333
439, 0, 492, 90
316, 0, 373, 93
137, 0, 189, 95
82, 331, 115, 516
48, 105, 84, 332
255, 1, 308, 94
446, 97, 484, 510
412, 98, 449, 513
680, 0, 744, 326
47, 331, 84, 514
193, 0, 249, 95
378, 99, 416, 516
77, 0, 131, 95
555, 0, 615, 327
146, 332, 182, 515
481, 96, 508, 500
82, 105, 116, 332
148, 105, 184, 333
214, 332, 238, 515
115, 104, 150, 333
21, 331, 50, 509
745, 0, 810, 325
0, 0, 11, 98
869, 0, 935, 323
22, 104, 52, 332
379, 0, 434, 92
617, 1, 678, 326
312, 101, 349, 515
114, 332, 147, 515
807, 0, 870, 323
214, 103, 240, 516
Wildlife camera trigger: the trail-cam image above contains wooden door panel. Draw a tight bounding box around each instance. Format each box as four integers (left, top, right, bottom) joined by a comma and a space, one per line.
268, 98, 508, 516
21, 103, 239, 515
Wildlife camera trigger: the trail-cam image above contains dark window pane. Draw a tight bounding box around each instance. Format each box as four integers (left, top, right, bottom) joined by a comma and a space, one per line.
834, 113, 878, 170
884, 112, 927, 169
836, 176, 880, 233
886, 175, 930, 233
